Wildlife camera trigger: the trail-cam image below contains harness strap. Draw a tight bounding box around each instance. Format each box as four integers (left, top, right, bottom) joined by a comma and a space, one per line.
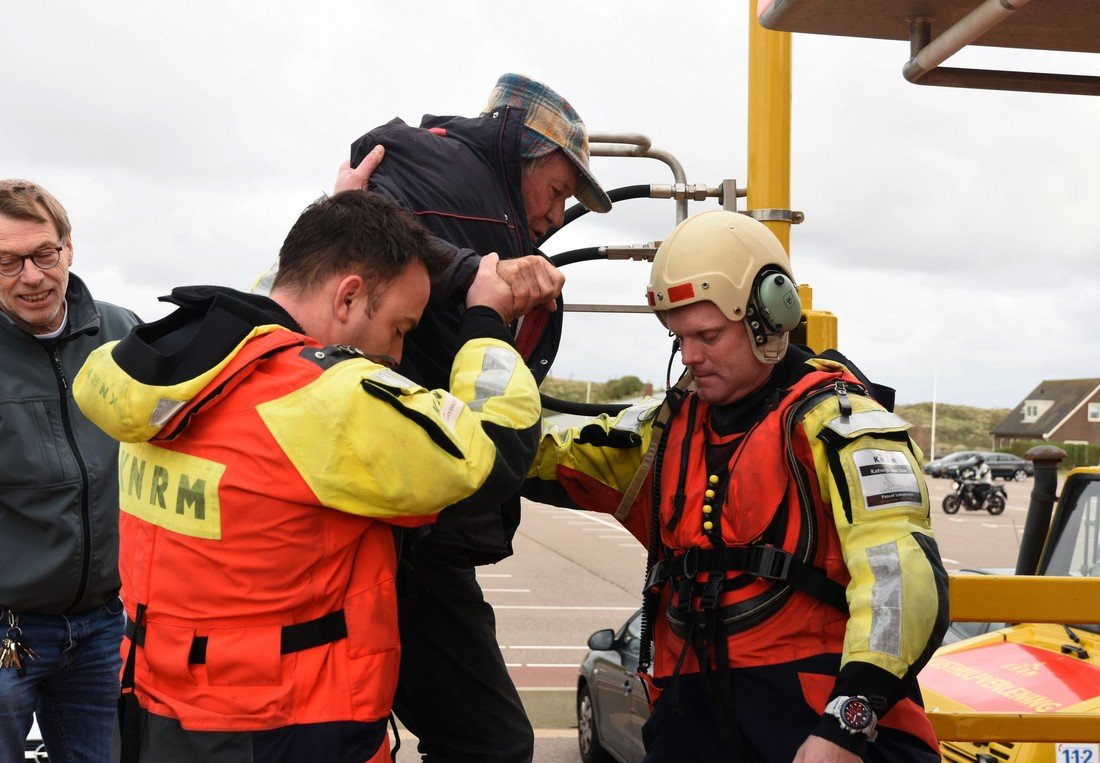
665, 394, 699, 532
124, 609, 349, 664
691, 608, 748, 761
614, 371, 694, 522
118, 603, 146, 763
647, 545, 849, 616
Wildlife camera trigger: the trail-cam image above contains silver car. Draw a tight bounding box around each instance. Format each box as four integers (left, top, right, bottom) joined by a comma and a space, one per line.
577, 608, 649, 763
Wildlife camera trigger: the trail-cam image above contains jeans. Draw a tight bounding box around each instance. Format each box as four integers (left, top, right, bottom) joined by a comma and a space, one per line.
0, 598, 124, 762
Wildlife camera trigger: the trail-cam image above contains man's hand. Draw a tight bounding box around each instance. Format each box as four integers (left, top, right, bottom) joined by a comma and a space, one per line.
495, 255, 565, 317
792, 735, 861, 763
467, 253, 515, 325
333, 145, 385, 194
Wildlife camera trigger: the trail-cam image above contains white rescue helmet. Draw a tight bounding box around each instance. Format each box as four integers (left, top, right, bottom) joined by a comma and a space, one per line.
646, 210, 802, 364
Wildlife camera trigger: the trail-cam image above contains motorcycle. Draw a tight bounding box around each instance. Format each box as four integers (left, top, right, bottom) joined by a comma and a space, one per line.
942, 480, 1007, 515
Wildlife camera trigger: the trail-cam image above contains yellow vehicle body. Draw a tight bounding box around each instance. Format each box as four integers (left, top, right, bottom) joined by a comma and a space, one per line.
923, 624, 1100, 762
921, 468, 1100, 762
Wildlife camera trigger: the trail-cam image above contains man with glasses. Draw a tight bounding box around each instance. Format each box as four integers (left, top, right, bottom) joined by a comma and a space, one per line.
0, 179, 139, 762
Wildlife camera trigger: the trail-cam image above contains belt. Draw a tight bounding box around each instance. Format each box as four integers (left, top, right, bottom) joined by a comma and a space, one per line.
646, 545, 849, 615
124, 609, 348, 664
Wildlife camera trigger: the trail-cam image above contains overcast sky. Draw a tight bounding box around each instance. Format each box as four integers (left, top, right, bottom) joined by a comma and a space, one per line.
5, 1, 1099, 408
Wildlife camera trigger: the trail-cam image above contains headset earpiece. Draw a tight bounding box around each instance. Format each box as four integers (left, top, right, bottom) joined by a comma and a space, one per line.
749, 268, 802, 336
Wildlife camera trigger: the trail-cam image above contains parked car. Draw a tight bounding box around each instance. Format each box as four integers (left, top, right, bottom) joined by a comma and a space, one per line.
943, 451, 1034, 481
578, 609, 649, 763
923, 451, 978, 478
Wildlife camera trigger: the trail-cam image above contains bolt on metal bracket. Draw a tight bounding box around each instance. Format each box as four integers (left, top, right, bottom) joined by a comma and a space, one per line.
744, 208, 805, 224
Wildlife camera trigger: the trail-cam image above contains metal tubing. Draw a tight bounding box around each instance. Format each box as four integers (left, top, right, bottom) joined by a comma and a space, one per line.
589, 132, 689, 221
562, 304, 654, 314
904, 0, 1032, 82
1015, 445, 1067, 575
747, 1, 794, 256
915, 66, 1100, 96
588, 132, 652, 152
905, 6, 1100, 95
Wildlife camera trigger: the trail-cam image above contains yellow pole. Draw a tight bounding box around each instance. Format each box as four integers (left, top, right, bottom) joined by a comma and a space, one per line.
747, 1, 836, 350
746, 4, 792, 254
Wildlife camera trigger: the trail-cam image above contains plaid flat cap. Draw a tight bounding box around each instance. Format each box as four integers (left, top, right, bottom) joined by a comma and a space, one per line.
482, 73, 611, 214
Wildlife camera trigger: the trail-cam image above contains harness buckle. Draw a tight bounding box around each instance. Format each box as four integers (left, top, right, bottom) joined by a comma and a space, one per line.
645, 560, 669, 593
700, 572, 724, 610
750, 546, 793, 581
680, 546, 701, 578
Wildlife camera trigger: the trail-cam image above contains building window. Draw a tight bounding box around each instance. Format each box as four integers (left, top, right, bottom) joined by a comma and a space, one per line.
1089, 402, 1100, 422
1023, 399, 1053, 424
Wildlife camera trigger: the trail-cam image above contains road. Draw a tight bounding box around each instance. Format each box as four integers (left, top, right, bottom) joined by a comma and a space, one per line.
470, 475, 1035, 762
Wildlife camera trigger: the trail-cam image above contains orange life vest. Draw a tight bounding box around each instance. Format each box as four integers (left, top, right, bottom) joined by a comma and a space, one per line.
647, 366, 852, 679
643, 366, 937, 751
118, 330, 434, 731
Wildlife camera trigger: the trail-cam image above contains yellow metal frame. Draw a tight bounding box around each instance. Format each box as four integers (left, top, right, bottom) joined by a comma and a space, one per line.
925, 573, 1100, 741
747, 7, 837, 352
931, 713, 1100, 743
948, 575, 1100, 624
746, 3, 1100, 744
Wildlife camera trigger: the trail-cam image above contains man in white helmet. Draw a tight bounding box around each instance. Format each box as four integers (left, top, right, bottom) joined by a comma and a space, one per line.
526, 210, 948, 762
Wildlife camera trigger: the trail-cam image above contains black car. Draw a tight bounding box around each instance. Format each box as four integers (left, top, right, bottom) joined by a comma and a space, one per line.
923, 451, 978, 478
578, 609, 649, 763
943, 451, 1033, 481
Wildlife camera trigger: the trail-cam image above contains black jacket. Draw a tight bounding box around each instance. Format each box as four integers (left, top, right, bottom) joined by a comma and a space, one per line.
0, 274, 139, 613
351, 109, 561, 564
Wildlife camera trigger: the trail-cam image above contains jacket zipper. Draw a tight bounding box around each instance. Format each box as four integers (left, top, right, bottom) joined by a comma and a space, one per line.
721, 378, 867, 627
496, 108, 530, 255
47, 345, 94, 612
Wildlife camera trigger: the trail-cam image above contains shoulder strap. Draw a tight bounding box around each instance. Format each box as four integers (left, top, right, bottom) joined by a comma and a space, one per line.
815, 348, 895, 412
613, 370, 694, 521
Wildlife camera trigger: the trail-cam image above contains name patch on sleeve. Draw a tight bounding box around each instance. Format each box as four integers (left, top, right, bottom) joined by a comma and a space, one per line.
433, 390, 464, 433
852, 448, 922, 510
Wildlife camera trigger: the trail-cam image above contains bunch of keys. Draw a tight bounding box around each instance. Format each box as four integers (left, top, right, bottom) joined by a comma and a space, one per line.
2, 612, 38, 676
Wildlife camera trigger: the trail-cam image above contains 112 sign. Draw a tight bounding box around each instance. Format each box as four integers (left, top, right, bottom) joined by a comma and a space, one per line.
1057, 744, 1098, 763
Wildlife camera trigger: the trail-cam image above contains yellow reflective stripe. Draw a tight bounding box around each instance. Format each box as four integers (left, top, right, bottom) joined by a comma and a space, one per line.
612, 399, 662, 435
118, 442, 224, 539
824, 410, 911, 438
450, 338, 540, 430
867, 541, 903, 657
469, 345, 518, 413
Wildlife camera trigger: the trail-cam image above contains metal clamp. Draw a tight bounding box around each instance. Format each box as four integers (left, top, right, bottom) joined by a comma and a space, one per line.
745, 208, 805, 224
602, 243, 661, 262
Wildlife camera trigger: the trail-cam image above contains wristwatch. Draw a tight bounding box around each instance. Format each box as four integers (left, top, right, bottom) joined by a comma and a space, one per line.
824, 695, 878, 741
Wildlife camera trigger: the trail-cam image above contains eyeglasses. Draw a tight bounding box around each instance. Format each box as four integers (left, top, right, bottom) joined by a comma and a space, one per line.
0, 244, 64, 277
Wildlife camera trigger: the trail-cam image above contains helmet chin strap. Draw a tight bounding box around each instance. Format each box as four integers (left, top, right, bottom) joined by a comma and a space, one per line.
745, 319, 788, 365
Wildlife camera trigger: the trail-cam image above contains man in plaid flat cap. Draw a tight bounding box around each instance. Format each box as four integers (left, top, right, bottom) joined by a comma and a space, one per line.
344, 73, 610, 762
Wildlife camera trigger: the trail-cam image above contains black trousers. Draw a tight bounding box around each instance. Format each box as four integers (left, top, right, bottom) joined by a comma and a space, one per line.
112, 709, 387, 762
392, 550, 534, 762
641, 656, 939, 763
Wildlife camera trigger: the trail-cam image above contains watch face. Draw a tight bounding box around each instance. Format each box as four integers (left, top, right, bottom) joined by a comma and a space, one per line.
840, 698, 873, 730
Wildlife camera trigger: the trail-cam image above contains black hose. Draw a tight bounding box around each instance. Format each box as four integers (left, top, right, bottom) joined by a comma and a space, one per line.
540, 394, 630, 417
536, 184, 654, 247
536, 185, 658, 417
548, 247, 604, 268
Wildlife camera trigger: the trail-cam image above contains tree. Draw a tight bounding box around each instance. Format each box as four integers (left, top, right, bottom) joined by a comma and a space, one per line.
603, 375, 644, 400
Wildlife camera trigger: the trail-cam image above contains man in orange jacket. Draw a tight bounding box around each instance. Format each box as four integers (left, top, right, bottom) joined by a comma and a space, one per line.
74, 189, 542, 762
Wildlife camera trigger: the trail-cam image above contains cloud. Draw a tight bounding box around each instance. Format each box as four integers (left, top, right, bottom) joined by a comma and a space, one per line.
3, 0, 1097, 410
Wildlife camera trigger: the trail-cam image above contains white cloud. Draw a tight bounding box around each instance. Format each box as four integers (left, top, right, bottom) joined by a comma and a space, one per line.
4, 0, 1097, 408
